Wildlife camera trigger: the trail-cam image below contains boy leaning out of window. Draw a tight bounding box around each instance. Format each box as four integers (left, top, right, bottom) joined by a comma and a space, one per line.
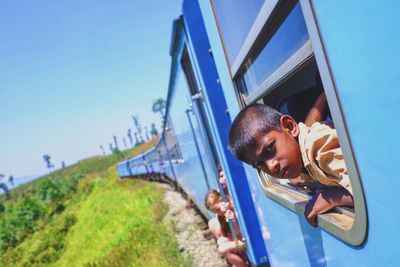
228, 103, 353, 226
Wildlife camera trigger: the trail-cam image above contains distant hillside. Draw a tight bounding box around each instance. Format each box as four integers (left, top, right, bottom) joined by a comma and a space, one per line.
0, 138, 189, 267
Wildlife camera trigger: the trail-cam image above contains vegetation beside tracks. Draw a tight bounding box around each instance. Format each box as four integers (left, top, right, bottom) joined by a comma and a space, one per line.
0, 139, 189, 266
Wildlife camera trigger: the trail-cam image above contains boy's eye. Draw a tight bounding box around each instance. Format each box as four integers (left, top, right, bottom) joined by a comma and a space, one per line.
252, 142, 275, 169
263, 142, 275, 158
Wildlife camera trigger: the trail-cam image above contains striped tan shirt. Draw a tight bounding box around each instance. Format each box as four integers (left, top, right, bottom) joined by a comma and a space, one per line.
298, 122, 353, 195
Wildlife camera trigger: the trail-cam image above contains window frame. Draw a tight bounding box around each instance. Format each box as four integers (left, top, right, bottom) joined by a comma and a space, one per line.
246, 40, 313, 103
298, 0, 367, 245
211, 0, 367, 246
212, 1, 312, 102
210, 0, 279, 72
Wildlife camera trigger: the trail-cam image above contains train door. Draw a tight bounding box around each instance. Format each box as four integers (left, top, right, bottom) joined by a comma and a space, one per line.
180, 49, 220, 189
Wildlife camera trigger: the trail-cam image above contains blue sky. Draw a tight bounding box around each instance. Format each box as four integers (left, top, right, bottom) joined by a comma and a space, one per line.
0, 0, 182, 178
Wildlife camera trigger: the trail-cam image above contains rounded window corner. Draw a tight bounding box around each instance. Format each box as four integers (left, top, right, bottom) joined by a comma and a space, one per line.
257, 170, 368, 246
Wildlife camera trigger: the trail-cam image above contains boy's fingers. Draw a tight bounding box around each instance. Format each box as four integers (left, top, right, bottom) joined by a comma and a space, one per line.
306, 210, 317, 227
304, 204, 317, 227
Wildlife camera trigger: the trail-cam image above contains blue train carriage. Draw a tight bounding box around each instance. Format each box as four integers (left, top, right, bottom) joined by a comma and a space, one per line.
120, 1, 269, 263
118, 138, 170, 178
161, 15, 234, 219
118, 0, 400, 265
164, 2, 270, 265
117, 159, 132, 178
192, 0, 400, 266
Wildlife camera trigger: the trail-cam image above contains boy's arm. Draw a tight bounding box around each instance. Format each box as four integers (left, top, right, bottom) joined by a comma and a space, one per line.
304, 187, 353, 227
308, 122, 354, 195
225, 209, 243, 239
304, 92, 327, 126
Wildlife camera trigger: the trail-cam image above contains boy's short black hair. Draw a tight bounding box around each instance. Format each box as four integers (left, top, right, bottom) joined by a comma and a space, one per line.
228, 103, 283, 161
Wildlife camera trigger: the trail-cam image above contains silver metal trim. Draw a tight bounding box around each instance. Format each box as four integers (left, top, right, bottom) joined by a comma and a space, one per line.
247, 40, 313, 103
185, 108, 211, 190
191, 88, 204, 101
299, 0, 367, 246
230, 0, 279, 76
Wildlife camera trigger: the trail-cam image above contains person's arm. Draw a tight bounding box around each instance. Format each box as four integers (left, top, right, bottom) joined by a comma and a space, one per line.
217, 237, 245, 253
304, 122, 354, 228
304, 187, 353, 226
224, 209, 242, 239
304, 92, 327, 126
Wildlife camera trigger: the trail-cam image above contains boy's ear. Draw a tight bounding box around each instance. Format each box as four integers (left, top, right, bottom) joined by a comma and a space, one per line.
280, 115, 299, 137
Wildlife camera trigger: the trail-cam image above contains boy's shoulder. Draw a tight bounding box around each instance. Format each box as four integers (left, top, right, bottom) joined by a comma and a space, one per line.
299, 121, 348, 189
308, 121, 335, 133
298, 121, 339, 169
299, 121, 337, 147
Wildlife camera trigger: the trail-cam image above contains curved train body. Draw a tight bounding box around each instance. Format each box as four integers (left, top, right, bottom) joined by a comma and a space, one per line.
118, 1, 400, 266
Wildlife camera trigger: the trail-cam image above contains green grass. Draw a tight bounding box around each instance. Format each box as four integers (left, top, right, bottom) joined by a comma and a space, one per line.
55, 168, 186, 267
0, 138, 189, 267
3, 137, 158, 202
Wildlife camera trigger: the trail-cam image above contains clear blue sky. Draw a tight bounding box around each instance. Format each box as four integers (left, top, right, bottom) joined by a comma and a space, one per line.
0, 0, 182, 178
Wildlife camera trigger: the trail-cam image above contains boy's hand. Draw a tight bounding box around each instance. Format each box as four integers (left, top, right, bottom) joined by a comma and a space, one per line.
304, 192, 333, 226
304, 187, 353, 227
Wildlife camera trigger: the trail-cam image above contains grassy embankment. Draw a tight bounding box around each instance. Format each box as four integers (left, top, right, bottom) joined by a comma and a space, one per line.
0, 139, 190, 267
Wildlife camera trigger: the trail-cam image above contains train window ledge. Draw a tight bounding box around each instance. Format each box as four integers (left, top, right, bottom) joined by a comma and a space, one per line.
258, 172, 366, 246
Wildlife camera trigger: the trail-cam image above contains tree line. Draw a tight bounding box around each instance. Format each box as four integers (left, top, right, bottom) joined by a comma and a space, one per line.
2, 98, 166, 191
101, 97, 165, 155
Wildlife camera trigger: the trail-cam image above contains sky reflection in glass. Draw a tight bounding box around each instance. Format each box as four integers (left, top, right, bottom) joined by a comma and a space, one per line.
243, 3, 309, 94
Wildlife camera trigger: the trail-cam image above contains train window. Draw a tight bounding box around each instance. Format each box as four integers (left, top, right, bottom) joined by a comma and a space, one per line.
256, 59, 366, 245
164, 115, 183, 160
241, 2, 309, 96
181, 49, 220, 171
211, 0, 265, 65
215, 0, 367, 245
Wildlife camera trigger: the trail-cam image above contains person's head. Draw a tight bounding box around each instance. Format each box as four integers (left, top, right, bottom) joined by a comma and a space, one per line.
228, 103, 303, 179
205, 190, 223, 216
205, 189, 232, 217
217, 164, 227, 190
205, 190, 232, 236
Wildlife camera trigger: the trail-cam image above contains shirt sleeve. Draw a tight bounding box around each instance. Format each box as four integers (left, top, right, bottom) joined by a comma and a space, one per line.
309, 123, 354, 195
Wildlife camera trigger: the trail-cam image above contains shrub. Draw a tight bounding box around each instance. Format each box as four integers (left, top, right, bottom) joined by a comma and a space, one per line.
0, 197, 46, 251
37, 179, 65, 203
60, 213, 77, 234
0, 202, 5, 214
62, 173, 82, 193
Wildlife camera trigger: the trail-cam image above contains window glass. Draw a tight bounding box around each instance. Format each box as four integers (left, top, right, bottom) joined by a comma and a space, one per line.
167, 68, 215, 207
181, 51, 220, 172
242, 3, 309, 94
212, 0, 265, 64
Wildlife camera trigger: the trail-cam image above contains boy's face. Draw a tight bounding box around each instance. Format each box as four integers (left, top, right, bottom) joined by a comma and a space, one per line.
242, 115, 303, 179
